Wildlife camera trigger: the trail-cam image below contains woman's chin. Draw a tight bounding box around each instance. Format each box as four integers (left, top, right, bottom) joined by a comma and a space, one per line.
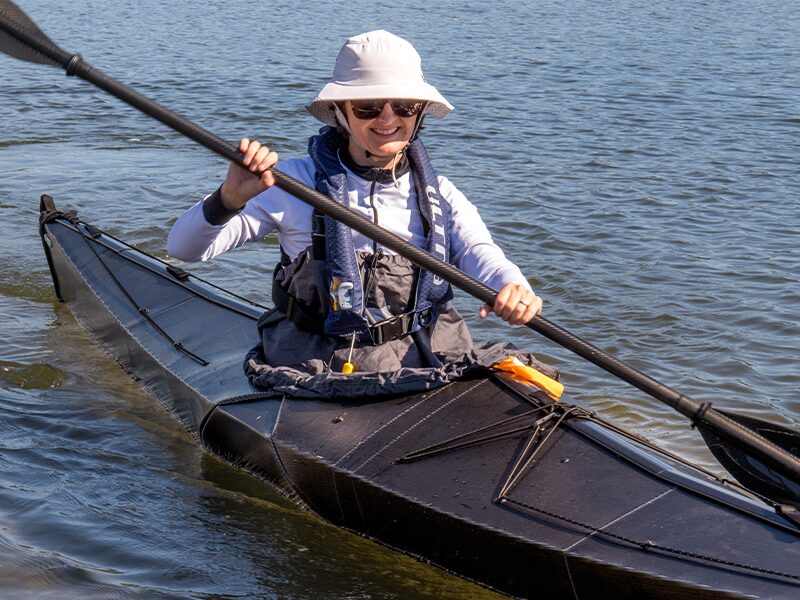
369, 140, 407, 157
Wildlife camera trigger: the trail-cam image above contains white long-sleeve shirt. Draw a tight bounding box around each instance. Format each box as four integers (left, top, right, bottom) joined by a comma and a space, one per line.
167, 156, 530, 293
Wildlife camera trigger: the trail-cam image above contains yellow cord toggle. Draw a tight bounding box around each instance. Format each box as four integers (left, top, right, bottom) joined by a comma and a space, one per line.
342, 333, 357, 374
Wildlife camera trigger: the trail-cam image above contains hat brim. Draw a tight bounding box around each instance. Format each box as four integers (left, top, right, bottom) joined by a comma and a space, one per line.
306, 81, 453, 126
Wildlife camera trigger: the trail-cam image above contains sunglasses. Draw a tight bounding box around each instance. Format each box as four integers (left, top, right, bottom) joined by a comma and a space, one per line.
349, 99, 425, 120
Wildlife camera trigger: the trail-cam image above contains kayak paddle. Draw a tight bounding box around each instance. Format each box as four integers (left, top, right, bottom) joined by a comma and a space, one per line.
2, 0, 799, 506
698, 410, 800, 510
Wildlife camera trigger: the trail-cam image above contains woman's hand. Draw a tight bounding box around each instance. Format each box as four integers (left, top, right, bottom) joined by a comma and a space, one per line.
219, 138, 279, 210
479, 283, 542, 325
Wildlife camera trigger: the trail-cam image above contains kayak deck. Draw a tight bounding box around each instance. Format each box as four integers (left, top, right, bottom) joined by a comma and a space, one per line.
40, 196, 800, 599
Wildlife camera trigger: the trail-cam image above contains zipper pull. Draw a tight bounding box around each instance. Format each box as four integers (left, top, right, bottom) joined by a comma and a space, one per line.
342, 333, 357, 374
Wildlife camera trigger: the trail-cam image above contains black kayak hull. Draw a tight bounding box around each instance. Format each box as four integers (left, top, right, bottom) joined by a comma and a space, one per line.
39, 197, 800, 599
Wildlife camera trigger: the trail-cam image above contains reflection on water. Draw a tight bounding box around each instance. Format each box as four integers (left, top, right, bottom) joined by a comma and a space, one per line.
0, 360, 64, 389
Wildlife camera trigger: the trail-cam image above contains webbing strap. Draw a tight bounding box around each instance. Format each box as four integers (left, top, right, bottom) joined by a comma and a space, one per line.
272, 280, 428, 345
311, 209, 326, 260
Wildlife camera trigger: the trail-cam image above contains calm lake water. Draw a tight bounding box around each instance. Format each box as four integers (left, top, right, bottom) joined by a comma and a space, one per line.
1, 0, 798, 597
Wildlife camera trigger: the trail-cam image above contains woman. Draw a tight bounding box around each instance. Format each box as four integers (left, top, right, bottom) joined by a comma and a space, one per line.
168, 30, 554, 397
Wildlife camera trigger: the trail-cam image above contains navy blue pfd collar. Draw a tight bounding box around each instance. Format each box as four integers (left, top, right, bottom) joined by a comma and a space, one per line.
337, 146, 410, 183
308, 126, 453, 341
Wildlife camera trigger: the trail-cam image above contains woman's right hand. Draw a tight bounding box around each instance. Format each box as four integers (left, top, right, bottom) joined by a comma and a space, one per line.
219, 138, 279, 210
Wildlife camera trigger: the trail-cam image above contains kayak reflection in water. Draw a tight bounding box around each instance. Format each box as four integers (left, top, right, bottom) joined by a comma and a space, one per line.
167, 30, 557, 398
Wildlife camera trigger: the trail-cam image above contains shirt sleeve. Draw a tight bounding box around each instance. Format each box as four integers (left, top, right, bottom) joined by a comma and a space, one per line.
441, 176, 533, 292
166, 158, 314, 262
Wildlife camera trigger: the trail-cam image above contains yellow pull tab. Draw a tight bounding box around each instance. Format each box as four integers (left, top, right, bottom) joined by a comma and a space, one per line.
342, 334, 357, 374
494, 356, 564, 400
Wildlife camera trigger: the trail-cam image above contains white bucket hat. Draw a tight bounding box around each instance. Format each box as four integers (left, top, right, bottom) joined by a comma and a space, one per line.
306, 30, 454, 127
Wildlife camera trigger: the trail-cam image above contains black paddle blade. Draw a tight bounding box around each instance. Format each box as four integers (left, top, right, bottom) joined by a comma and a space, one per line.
0, 0, 61, 66
698, 410, 800, 508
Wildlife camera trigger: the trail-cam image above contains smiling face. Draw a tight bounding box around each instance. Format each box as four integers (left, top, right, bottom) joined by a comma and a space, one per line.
343, 100, 420, 169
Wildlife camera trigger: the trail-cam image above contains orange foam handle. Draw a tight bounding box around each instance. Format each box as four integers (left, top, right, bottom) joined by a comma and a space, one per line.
494, 356, 564, 400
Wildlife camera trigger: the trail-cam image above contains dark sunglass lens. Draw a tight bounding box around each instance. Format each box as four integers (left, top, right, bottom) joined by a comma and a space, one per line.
351, 101, 384, 119
391, 101, 423, 117
350, 100, 424, 119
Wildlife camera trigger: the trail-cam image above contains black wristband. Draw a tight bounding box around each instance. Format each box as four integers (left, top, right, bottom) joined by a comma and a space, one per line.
202, 186, 242, 226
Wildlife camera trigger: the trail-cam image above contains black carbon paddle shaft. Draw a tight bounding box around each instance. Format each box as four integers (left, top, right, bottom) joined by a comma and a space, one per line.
3, 0, 799, 487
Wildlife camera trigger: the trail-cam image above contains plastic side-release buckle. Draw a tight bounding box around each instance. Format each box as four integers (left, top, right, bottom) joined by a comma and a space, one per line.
371, 313, 413, 345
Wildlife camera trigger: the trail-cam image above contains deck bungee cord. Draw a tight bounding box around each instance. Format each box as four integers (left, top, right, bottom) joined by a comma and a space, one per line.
40, 196, 265, 367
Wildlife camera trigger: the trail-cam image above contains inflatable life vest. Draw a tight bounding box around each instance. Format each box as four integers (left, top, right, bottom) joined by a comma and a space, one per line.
288, 127, 453, 342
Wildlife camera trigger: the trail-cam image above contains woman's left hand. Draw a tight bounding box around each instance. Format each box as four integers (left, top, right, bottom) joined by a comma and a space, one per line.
479, 283, 542, 325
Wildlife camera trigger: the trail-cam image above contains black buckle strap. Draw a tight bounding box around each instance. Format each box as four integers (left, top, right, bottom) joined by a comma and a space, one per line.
371, 313, 412, 345
311, 209, 326, 260
278, 296, 423, 345
370, 308, 432, 344
273, 269, 432, 344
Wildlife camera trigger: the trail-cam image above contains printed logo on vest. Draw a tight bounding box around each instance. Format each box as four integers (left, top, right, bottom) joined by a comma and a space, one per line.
426, 185, 446, 285
425, 185, 440, 206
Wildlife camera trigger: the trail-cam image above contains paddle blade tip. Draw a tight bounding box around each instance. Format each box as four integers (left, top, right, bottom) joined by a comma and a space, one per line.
0, 0, 63, 66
